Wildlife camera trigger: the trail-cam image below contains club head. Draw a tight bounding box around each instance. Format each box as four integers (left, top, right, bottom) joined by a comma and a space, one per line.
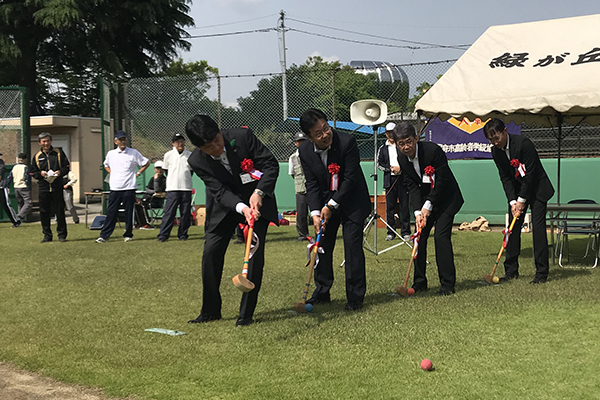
483, 274, 493, 284
232, 274, 255, 292
396, 286, 408, 297
293, 302, 307, 313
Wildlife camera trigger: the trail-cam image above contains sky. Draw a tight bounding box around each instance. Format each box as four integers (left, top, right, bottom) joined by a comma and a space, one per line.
182, 0, 600, 105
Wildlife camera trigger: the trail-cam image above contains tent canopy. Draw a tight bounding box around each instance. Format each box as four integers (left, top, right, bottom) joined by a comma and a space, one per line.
415, 14, 600, 127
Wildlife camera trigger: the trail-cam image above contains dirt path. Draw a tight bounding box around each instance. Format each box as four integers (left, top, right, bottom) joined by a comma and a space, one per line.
0, 363, 133, 400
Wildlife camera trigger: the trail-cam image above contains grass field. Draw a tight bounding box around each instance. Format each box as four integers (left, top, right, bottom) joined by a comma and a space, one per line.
1, 222, 600, 399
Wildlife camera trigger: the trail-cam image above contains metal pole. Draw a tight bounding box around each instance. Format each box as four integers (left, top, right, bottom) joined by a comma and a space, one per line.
217, 74, 222, 128
278, 10, 288, 121
372, 125, 378, 252
557, 113, 562, 205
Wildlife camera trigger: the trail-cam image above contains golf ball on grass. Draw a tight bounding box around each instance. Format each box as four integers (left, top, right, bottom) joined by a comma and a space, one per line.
492, 276, 500, 283
304, 303, 313, 312
420, 359, 433, 371
407, 288, 415, 295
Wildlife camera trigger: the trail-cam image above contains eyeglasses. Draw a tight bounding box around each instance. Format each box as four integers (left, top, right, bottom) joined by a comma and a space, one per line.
395, 137, 415, 148
311, 122, 331, 140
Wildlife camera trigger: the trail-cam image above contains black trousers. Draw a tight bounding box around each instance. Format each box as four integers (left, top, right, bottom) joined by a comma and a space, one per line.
39, 190, 67, 240
414, 209, 456, 291
199, 214, 269, 320
100, 190, 136, 239
311, 213, 366, 304
504, 198, 549, 279
158, 191, 192, 240
295, 192, 309, 238
385, 175, 411, 237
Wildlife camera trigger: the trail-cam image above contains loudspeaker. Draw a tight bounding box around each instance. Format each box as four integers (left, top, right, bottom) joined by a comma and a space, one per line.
350, 99, 388, 126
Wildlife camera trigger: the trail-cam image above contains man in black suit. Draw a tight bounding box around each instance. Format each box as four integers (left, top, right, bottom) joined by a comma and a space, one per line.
377, 122, 411, 241
298, 108, 371, 310
185, 115, 279, 326
394, 123, 464, 295
483, 118, 554, 284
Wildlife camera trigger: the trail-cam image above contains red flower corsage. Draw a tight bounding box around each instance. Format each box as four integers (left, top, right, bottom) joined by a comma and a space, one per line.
240, 158, 262, 180
424, 165, 435, 189
328, 163, 340, 191
510, 158, 526, 178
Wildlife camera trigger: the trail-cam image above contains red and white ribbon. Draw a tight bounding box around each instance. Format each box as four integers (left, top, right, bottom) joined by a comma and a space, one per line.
241, 158, 263, 181
424, 165, 435, 189
328, 163, 340, 191
306, 236, 324, 268
510, 159, 526, 178
502, 227, 512, 249
410, 230, 421, 259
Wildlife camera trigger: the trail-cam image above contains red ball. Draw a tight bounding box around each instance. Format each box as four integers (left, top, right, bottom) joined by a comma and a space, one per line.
420, 359, 433, 371
407, 288, 415, 295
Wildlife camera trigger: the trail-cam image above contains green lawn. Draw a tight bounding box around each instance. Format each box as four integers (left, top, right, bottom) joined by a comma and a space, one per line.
1, 222, 599, 399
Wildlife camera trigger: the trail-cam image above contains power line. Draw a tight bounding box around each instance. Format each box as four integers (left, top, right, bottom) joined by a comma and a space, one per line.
287, 17, 470, 49
287, 28, 461, 50
189, 28, 275, 39
188, 14, 277, 30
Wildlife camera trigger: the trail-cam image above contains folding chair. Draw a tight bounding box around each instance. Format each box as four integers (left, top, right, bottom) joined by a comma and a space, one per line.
556, 199, 600, 269
148, 192, 166, 225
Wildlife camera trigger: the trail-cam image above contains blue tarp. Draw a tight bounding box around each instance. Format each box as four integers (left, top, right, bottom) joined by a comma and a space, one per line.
288, 118, 386, 135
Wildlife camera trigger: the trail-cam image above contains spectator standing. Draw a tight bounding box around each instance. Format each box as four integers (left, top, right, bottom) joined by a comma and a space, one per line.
62, 170, 80, 224
288, 131, 310, 241
377, 122, 411, 241
0, 152, 20, 227
95, 130, 150, 243
157, 133, 194, 241
6, 153, 32, 226
29, 133, 70, 242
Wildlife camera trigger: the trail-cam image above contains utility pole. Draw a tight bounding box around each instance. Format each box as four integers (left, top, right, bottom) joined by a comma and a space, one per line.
278, 9, 288, 120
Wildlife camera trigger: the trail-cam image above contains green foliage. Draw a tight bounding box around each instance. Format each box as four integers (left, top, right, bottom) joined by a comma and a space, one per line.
406, 74, 443, 112
0, 0, 194, 115
1, 223, 600, 399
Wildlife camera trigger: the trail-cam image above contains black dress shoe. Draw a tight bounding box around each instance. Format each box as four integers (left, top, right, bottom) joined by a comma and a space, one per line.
306, 296, 331, 305
499, 273, 519, 282
41, 237, 52, 243
530, 277, 547, 284
344, 302, 363, 311
411, 284, 429, 293
188, 315, 221, 324
58, 238, 67, 242
235, 317, 254, 326
436, 288, 455, 296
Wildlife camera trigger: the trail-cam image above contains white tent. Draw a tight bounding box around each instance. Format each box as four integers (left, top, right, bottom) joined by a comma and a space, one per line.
415, 13, 600, 126
415, 14, 600, 202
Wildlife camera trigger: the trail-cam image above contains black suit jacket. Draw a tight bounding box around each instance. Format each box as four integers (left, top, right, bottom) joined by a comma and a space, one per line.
299, 130, 371, 224
398, 141, 464, 216
491, 134, 554, 203
188, 127, 279, 232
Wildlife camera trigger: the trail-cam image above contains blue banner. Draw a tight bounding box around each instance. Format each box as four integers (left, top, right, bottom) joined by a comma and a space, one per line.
424, 117, 521, 159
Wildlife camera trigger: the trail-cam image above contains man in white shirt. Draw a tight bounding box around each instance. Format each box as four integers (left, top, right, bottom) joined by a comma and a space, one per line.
288, 131, 309, 241
96, 130, 149, 243
157, 133, 194, 242
377, 122, 411, 241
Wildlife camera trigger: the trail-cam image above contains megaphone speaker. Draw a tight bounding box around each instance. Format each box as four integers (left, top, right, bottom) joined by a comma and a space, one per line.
350, 99, 388, 126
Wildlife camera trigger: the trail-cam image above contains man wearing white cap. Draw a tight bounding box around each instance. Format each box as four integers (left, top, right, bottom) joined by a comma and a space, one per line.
288, 131, 309, 241
157, 133, 194, 242
96, 130, 150, 243
377, 122, 411, 241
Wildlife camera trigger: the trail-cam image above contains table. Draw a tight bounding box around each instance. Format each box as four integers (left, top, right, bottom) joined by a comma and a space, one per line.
547, 203, 600, 265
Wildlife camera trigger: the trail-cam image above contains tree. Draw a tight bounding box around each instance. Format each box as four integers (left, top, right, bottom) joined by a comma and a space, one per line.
0, 0, 194, 115
406, 75, 443, 112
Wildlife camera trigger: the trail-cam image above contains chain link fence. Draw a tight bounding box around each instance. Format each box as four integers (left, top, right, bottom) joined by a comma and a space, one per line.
109, 61, 454, 161
106, 61, 600, 162
0, 87, 25, 163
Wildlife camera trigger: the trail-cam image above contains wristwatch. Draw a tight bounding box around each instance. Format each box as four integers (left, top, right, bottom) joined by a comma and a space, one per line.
326, 203, 335, 212
253, 189, 265, 198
